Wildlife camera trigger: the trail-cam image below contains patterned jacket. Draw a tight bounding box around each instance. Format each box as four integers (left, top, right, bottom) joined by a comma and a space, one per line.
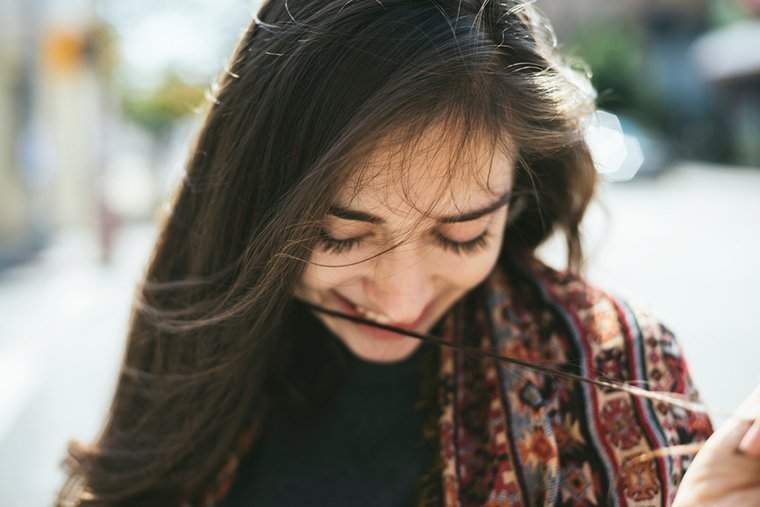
197, 257, 714, 506
435, 257, 714, 506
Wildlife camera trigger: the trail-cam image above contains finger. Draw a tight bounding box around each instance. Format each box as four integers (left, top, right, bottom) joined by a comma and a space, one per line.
738, 418, 760, 457
735, 384, 760, 421
704, 384, 760, 457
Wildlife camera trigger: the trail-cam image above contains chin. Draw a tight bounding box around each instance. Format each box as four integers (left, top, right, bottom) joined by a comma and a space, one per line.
340, 335, 424, 363
305, 293, 443, 363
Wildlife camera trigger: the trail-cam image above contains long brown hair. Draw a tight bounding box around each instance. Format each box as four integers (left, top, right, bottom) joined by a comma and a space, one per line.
55, 1, 597, 505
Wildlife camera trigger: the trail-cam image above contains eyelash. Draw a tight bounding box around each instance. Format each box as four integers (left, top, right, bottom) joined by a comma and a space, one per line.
316, 228, 492, 256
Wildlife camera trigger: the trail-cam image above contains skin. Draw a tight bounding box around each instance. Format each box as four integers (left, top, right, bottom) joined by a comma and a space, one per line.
290, 125, 760, 502
673, 385, 760, 506
293, 125, 514, 363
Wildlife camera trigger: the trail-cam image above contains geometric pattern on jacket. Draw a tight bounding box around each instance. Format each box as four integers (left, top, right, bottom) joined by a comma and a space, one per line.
195, 256, 714, 507
437, 257, 714, 506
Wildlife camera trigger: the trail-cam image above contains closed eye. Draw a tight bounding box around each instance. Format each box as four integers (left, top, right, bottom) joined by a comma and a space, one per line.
316, 228, 492, 256
432, 229, 491, 255
316, 229, 366, 255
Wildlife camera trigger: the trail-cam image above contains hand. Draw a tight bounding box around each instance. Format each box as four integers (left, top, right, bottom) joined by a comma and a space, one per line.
673, 384, 760, 506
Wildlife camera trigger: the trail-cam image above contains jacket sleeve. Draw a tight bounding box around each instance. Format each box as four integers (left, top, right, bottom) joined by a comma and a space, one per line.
520, 262, 714, 506
615, 300, 714, 504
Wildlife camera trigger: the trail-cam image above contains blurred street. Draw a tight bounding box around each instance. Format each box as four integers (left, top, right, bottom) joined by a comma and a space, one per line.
0, 224, 158, 504
2, 1, 760, 504
0, 162, 758, 506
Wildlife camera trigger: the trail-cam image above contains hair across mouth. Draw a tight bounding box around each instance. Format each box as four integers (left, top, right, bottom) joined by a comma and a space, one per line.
332, 290, 429, 331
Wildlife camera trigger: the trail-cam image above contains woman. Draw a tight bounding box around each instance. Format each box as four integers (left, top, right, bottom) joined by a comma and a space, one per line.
56, 1, 760, 506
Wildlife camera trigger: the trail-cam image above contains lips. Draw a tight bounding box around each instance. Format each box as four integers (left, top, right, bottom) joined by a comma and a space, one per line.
332, 290, 431, 331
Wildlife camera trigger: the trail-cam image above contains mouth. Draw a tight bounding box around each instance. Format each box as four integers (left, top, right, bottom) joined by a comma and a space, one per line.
331, 290, 432, 339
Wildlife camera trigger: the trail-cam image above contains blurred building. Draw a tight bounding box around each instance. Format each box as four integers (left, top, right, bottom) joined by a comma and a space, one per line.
692, 12, 760, 166
540, 0, 708, 38
0, 0, 120, 269
541, 0, 760, 168
0, 1, 40, 269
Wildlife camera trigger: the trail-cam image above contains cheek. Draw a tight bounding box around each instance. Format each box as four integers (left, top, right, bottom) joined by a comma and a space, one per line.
436, 245, 501, 289
297, 210, 508, 295
297, 255, 359, 294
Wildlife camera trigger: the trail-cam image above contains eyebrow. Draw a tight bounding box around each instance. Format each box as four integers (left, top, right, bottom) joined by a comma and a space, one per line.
328, 189, 513, 225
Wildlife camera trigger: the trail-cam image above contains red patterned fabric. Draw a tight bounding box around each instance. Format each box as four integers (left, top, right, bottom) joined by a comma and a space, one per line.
194, 258, 713, 506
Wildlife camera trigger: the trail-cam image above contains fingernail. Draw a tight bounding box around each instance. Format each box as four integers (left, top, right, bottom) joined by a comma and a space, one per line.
738, 419, 760, 456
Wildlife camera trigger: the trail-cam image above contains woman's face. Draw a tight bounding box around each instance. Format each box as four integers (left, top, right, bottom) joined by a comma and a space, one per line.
294, 127, 514, 363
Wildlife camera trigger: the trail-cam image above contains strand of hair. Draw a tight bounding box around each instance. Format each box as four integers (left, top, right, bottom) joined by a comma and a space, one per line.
300, 299, 723, 417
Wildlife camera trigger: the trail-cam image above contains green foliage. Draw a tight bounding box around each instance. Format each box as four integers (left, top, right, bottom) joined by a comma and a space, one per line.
121, 71, 206, 137
708, 0, 749, 27
564, 20, 662, 128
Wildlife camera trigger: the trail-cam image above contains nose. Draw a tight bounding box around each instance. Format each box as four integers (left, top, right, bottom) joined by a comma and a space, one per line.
363, 241, 433, 325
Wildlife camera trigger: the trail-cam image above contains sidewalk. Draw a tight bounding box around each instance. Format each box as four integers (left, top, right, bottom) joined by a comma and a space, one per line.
0, 222, 157, 505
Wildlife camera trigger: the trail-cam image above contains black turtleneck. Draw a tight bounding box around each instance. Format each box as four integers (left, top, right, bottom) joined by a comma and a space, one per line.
218, 321, 438, 507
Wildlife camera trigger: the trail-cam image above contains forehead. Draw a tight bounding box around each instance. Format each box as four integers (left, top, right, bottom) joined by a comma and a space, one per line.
337, 123, 515, 216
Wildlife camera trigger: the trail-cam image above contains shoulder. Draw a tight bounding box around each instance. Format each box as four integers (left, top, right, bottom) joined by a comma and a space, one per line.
509, 258, 714, 503
520, 257, 662, 339
510, 257, 700, 397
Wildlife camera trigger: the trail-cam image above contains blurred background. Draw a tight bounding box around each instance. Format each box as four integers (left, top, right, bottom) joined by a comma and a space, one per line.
0, 0, 758, 504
